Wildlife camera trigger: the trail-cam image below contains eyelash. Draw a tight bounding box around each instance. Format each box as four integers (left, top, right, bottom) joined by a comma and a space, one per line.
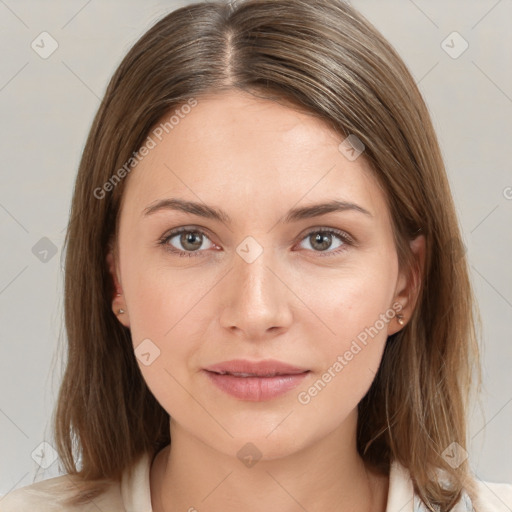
157, 226, 354, 258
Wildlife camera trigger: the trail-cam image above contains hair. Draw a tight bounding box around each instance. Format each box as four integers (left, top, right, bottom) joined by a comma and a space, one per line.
52, 0, 482, 509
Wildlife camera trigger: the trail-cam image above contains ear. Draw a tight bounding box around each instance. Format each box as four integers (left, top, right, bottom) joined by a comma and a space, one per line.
106, 244, 130, 328
106, 245, 123, 298
387, 234, 426, 335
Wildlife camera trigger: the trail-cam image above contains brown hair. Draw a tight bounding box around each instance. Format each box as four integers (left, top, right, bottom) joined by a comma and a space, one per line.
53, 0, 481, 509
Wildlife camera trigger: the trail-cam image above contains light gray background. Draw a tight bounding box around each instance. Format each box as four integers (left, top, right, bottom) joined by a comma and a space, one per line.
1, 0, 511, 498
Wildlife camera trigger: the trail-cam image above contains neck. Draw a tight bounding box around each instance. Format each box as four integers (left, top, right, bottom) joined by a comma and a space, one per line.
150, 411, 389, 512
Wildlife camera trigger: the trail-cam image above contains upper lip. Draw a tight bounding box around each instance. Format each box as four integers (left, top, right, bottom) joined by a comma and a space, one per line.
204, 359, 310, 377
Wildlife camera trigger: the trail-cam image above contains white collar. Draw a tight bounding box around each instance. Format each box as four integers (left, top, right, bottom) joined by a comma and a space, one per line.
120, 451, 153, 512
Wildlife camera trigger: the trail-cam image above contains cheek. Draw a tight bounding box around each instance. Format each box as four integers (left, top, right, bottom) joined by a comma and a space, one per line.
299, 253, 398, 344
126, 275, 204, 415
294, 254, 397, 404
124, 261, 212, 401
124, 253, 205, 339
295, 306, 391, 423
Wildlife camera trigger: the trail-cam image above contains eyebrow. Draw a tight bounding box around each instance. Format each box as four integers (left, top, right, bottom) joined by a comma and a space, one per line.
142, 198, 372, 223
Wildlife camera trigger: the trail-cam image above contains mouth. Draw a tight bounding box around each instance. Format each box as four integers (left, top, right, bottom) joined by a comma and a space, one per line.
202, 359, 310, 401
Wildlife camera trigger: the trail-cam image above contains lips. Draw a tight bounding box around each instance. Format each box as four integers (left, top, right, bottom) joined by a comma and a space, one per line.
203, 359, 310, 401
204, 359, 309, 377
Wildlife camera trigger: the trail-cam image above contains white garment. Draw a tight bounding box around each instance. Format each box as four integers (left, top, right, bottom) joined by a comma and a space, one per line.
1, 453, 511, 511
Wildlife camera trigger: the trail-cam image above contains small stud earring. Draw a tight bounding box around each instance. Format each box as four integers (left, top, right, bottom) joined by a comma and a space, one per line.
396, 313, 404, 326
118, 308, 125, 315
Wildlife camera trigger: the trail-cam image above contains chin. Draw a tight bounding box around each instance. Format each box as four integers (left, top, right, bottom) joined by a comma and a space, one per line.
202, 420, 318, 463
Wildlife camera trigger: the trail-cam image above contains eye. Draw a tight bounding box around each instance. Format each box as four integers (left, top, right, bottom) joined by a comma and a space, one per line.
297, 228, 353, 256
158, 227, 215, 257
158, 226, 354, 258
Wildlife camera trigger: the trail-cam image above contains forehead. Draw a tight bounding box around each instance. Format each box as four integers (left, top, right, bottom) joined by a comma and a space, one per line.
120, 90, 388, 225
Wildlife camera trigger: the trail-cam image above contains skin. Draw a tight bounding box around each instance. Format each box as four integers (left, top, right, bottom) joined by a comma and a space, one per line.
107, 89, 425, 512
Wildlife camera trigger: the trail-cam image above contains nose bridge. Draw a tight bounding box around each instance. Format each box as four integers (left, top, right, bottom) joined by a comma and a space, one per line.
235, 237, 278, 307
219, 236, 292, 335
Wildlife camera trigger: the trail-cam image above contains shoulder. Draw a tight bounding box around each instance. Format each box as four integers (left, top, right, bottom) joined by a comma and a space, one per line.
0, 474, 124, 512
468, 478, 512, 512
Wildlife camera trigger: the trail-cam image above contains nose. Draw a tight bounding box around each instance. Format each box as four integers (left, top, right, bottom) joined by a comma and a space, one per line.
218, 246, 293, 340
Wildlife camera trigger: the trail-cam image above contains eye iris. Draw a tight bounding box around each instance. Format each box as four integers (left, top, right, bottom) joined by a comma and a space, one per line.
181, 231, 202, 251
311, 232, 332, 251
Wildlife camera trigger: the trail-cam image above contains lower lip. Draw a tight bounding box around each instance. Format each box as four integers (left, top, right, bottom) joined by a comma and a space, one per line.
203, 370, 310, 401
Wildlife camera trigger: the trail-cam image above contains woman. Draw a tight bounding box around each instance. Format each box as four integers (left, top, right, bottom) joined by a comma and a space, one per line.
2, 0, 511, 511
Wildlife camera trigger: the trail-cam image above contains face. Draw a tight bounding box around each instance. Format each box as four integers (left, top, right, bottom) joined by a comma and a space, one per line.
107, 89, 422, 460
